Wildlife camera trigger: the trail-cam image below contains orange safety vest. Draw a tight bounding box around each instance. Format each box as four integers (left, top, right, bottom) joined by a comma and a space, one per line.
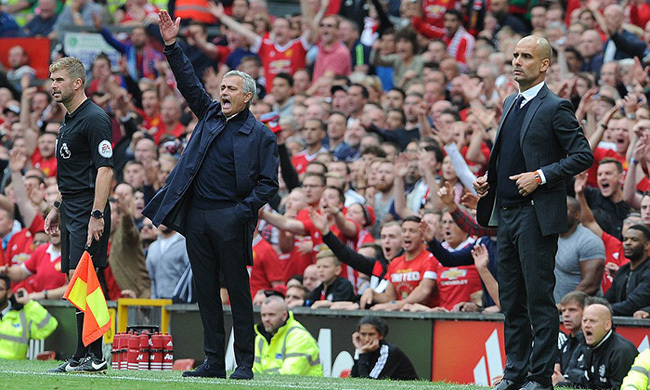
174, 0, 216, 24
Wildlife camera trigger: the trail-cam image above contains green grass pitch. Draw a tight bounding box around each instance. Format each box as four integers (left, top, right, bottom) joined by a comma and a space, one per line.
0, 359, 586, 390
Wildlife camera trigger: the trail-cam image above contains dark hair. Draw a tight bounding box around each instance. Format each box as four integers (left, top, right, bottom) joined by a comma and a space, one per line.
350, 83, 369, 99
628, 224, 650, 241
440, 108, 461, 122
564, 47, 584, 63
361, 145, 387, 158
387, 109, 406, 125
324, 186, 345, 204
598, 157, 623, 173
402, 215, 422, 224
388, 87, 406, 100
358, 315, 389, 337
0, 274, 9, 290
359, 242, 384, 260
274, 72, 294, 88
394, 27, 419, 53
444, 9, 463, 22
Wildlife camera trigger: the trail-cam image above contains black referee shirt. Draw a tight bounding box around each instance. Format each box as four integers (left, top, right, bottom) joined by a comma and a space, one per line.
56, 98, 113, 196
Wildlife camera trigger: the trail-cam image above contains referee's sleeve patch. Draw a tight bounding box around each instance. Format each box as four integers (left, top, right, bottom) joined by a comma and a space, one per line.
98, 140, 113, 158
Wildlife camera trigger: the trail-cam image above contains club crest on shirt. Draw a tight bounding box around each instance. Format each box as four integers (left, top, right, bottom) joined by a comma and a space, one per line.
98, 140, 113, 158
59, 143, 71, 159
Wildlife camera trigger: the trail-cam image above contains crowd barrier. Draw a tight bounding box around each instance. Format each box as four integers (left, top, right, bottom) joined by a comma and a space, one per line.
40, 300, 650, 385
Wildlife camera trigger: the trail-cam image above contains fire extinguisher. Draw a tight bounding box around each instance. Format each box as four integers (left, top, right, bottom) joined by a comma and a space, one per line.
138, 333, 150, 370
162, 333, 173, 371
150, 333, 163, 370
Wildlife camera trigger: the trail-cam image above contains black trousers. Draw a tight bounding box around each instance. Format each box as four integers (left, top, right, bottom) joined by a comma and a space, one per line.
60, 194, 110, 273
497, 205, 559, 386
185, 205, 255, 370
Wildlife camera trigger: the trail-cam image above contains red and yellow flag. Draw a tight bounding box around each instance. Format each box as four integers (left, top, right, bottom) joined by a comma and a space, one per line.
63, 251, 111, 346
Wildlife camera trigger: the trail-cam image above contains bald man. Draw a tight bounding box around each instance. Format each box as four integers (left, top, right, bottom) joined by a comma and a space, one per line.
474, 35, 593, 390
560, 299, 637, 389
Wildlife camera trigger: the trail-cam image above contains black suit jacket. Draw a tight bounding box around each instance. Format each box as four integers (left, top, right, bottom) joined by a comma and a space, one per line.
142, 42, 279, 235
477, 84, 593, 236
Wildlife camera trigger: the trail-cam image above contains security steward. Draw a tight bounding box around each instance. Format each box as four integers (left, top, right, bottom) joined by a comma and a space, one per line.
622, 349, 650, 390
0, 275, 58, 359
143, 11, 279, 380
254, 295, 322, 376
44, 57, 113, 373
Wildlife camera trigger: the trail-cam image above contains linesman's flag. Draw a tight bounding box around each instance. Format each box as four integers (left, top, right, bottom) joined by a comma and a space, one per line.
63, 251, 110, 346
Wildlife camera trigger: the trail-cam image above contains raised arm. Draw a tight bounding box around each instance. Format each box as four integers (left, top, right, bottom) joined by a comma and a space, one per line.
575, 171, 604, 237
208, 2, 261, 47
159, 10, 213, 119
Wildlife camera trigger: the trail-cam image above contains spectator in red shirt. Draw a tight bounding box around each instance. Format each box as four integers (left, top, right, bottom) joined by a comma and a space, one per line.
31, 132, 58, 178
153, 96, 186, 145
360, 216, 438, 311
0, 230, 66, 300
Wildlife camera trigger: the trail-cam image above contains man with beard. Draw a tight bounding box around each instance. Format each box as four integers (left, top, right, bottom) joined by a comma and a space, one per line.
253, 295, 322, 375
45, 56, 113, 373
605, 224, 650, 315
553, 197, 605, 303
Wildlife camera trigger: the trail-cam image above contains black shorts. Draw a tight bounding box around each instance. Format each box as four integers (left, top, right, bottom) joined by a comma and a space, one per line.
60, 194, 111, 273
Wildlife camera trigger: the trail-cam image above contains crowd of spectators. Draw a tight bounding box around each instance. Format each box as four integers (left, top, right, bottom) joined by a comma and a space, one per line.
0, 0, 649, 381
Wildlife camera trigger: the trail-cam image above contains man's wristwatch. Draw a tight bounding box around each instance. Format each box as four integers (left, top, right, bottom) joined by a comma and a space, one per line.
91, 209, 104, 219
53, 200, 61, 209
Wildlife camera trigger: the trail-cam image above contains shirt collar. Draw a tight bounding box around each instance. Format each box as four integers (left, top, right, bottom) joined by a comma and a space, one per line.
519, 81, 545, 104
1, 300, 12, 318
46, 244, 61, 260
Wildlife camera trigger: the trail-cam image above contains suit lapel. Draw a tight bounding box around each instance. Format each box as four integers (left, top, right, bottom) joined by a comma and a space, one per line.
519, 85, 548, 147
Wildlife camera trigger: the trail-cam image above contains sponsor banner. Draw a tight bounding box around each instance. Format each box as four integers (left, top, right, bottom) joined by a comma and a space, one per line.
433, 320, 650, 386
63, 33, 120, 73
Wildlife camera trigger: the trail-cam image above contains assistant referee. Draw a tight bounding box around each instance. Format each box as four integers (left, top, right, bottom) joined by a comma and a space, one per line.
44, 57, 113, 373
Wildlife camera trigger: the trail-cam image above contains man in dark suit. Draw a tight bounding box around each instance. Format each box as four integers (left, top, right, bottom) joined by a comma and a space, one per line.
474, 35, 593, 390
143, 10, 279, 380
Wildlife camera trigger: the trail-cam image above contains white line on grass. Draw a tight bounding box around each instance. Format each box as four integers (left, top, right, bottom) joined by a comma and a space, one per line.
1, 370, 450, 390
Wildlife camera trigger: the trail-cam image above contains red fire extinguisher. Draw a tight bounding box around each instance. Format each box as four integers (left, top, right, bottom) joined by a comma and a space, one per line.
162, 333, 173, 371
137, 333, 150, 370
149, 332, 163, 370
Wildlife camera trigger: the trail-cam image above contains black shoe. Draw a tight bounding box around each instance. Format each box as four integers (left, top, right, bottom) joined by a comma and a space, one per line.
182, 360, 226, 378
68, 354, 107, 373
520, 381, 553, 390
47, 356, 82, 373
229, 366, 253, 380
492, 379, 523, 390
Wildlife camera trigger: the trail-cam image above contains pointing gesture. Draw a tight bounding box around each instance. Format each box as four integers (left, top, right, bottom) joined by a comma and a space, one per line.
158, 10, 181, 46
